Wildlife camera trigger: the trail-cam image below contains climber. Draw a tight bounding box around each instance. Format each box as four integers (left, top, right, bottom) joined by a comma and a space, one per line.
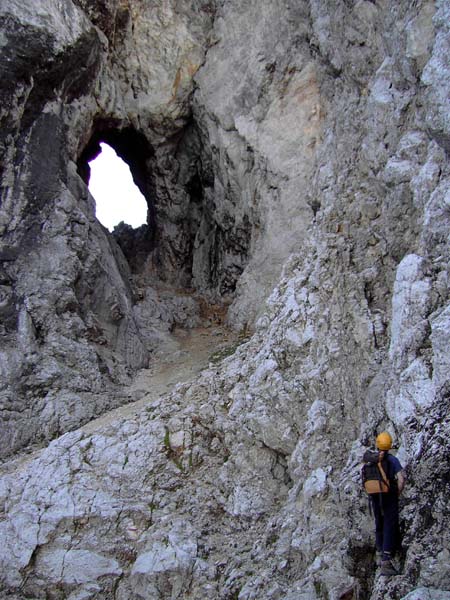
366, 431, 406, 577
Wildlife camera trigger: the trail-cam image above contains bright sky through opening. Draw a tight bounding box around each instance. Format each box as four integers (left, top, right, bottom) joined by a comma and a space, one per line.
88, 143, 147, 232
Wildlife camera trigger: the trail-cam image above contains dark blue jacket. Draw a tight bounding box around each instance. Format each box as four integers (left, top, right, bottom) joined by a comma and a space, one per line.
382, 453, 403, 496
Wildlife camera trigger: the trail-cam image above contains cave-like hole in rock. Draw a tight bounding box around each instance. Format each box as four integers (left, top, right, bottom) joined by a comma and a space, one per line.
77, 126, 156, 272
88, 142, 147, 231
77, 123, 250, 321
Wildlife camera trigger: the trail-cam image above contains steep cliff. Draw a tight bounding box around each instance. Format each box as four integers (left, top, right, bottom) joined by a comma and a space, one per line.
0, 1, 449, 599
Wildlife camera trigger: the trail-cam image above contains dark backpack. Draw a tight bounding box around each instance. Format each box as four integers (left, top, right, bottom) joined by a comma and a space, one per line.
361, 450, 392, 495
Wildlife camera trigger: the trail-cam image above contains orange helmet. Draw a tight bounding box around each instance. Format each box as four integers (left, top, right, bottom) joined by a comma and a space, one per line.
376, 431, 393, 451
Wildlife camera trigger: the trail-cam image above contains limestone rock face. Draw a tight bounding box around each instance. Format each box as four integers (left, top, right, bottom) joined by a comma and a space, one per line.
0, 1, 449, 599
0, 0, 214, 457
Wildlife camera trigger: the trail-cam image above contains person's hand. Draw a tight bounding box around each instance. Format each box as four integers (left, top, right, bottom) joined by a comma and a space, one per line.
397, 471, 406, 494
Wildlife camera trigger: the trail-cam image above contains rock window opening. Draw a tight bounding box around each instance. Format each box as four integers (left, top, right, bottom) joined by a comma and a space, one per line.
88, 142, 147, 232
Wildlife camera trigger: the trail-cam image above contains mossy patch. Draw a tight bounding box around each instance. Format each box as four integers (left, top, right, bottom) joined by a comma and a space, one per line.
209, 331, 251, 364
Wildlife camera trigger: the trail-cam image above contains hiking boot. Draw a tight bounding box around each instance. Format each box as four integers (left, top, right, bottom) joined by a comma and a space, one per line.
380, 560, 398, 576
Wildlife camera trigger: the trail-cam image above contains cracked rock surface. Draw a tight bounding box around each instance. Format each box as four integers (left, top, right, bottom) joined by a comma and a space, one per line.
0, 0, 449, 598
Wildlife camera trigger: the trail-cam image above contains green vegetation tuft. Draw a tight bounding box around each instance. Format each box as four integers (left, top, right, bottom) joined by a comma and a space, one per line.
163, 428, 171, 450
209, 330, 251, 364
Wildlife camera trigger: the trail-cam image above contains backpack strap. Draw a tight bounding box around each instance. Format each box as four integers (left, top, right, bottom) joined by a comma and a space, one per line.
377, 453, 390, 490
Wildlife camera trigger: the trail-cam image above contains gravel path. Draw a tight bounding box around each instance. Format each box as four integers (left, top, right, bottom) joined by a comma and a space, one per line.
81, 325, 237, 434
0, 325, 237, 474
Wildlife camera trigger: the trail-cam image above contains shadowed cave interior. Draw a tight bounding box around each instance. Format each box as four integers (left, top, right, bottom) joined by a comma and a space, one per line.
76, 121, 251, 305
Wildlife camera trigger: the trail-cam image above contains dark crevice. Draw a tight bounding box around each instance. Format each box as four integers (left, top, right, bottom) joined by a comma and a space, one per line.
345, 541, 376, 599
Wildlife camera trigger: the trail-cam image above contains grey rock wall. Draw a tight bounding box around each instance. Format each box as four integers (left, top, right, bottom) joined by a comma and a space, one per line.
0, 0, 449, 599
0, 0, 216, 456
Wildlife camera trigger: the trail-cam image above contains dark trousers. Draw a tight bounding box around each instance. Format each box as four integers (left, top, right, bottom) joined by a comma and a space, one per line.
371, 493, 399, 556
